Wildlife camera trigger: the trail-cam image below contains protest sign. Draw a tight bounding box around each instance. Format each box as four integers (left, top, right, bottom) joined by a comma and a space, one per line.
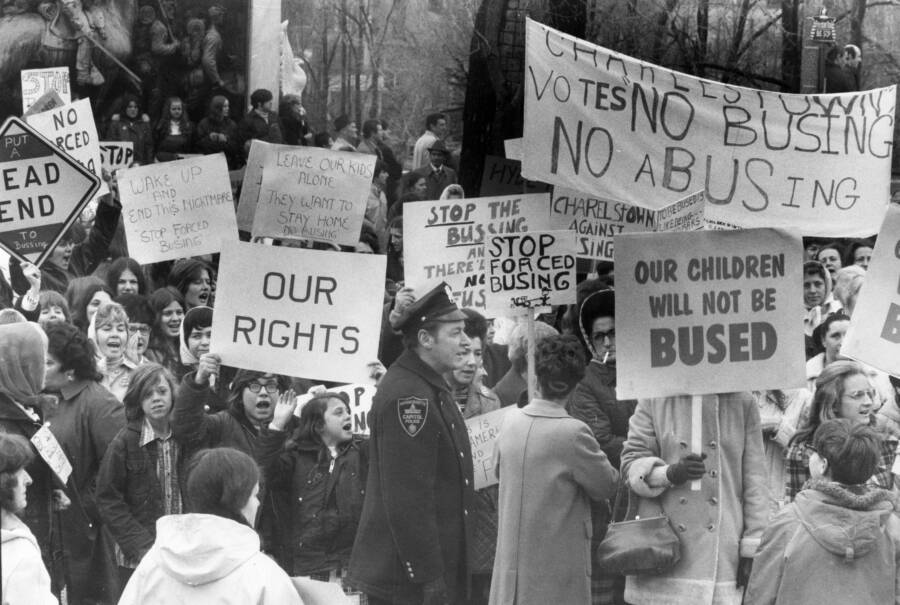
210, 241, 386, 383
297, 384, 376, 435
404, 193, 555, 311
21, 67, 71, 113
23, 91, 66, 118
548, 186, 655, 259
655, 190, 707, 232
480, 155, 552, 197
504, 138, 524, 161
615, 228, 805, 398
467, 406, 513, 490
842, 205, 900, 376
0, 117, 101, 265
523, 18, 895, 237
117, 154, 238, 263
485, 230, 576, 316
26, 98, 108, 197
248, 145, 374, 246
99, 141, 134, 173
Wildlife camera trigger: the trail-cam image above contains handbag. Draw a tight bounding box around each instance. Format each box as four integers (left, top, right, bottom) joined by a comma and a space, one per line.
594, 478, 681, 575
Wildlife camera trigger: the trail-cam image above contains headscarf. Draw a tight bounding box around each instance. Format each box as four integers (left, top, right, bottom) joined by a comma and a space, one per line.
578, 289, 615, 361
0, 322, 47, 404
179, 306, 213, 365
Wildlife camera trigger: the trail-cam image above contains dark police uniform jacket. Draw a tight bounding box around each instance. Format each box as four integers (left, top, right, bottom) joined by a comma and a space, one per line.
348, 349, 475, 604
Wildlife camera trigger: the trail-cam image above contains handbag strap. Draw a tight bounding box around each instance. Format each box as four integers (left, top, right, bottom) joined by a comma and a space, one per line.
611, 475, 668, 522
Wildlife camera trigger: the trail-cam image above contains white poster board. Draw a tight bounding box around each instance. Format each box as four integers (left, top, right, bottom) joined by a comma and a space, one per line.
403, 193, 555, 312
842, 205, 900, 376
26, 98, 108, 197
485, 230, 576, 316
21, 67, 71, 113
249, 145, 374, 246
467, 406, 513, 490
99, 141, 134, 173
210, 241, 386, 383
615, 228, 805, 398
117, 154, 238, 263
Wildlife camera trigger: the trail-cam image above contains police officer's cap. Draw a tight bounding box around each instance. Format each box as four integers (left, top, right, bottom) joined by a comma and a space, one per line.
398, 282, 466, 334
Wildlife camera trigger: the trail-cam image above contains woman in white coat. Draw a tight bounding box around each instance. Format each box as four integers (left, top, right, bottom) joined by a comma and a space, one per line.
118, 447, 302, 604
620, 392, 769, 605
490, 335, 618, 605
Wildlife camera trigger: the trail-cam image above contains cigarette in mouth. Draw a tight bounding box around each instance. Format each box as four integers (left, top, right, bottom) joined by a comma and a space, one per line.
602, 352, 609, 364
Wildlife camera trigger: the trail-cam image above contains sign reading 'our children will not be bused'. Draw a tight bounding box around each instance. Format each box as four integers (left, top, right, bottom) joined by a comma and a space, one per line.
117, 153, 238, 264
210, 241, 386, 384
615, 228, 805, 399
522, 19, 895, 237
842, 205, 900, 377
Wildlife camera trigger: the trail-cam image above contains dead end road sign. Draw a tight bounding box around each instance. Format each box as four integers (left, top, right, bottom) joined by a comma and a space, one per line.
0, 116, 100, 266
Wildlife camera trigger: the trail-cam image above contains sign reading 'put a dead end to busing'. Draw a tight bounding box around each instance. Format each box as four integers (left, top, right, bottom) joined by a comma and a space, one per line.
0, 117, 100, 265
615, 228, 805, 399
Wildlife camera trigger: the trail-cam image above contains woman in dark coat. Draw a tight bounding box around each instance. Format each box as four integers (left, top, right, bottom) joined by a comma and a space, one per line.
43, 322, 125, 604
195, 95, 240, 169
106, 94, 153, 165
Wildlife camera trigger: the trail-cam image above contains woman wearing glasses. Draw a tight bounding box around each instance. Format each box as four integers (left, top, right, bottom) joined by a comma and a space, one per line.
784, 360, 899, 503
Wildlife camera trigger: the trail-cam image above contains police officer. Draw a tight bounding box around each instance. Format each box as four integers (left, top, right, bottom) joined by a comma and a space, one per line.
349, 283, 475, 605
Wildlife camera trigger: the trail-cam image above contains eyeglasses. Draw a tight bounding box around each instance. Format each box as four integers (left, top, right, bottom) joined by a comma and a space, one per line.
845, 388, 877, 401
247, 382, 279, 394
592, 328, 615, 342
128, 323, 151, 335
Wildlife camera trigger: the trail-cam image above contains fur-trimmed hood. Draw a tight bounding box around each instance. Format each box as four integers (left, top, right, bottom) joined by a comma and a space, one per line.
794, 479, 898, 560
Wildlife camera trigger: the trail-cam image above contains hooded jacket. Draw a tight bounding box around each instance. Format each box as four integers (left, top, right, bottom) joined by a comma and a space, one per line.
117, 514, 301, 605
745, 479, 900, 604
1, 515, 58, 605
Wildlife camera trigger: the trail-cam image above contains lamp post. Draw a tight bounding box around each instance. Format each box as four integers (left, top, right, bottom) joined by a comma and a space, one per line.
800, 8, 836, 93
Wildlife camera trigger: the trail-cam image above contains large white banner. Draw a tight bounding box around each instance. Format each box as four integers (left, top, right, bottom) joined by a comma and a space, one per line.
523, 18, 895, 237
210, 241, 386, 383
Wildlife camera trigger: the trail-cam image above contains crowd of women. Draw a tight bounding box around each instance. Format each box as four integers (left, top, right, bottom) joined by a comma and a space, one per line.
0, 86, 898, 603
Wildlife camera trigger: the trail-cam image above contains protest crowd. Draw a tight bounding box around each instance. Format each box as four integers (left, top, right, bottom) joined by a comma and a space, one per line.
2, 9, 900, 605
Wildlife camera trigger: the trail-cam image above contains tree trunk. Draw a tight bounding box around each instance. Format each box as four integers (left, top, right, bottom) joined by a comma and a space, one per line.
695, 0, 709, 77
781, 0, 801, 92
849, 0, 866, 48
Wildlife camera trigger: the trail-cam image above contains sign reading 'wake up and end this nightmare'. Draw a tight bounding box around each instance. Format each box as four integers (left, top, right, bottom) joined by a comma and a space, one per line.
522, 18, 895, 237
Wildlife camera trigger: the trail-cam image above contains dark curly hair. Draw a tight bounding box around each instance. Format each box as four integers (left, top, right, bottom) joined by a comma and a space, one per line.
461, 308, 487, 342
0, 433, 34, 512
45, 322, 101, 381
535, 335, 586, 399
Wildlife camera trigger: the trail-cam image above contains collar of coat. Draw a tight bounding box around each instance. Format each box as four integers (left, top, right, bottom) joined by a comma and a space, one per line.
522, 398, 569, 418
57, 378, 93, 401
394, 349, 452, 393
805, 478, 899, 511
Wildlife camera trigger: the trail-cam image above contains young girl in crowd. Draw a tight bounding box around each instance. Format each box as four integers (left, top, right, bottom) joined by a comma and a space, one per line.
176, 305, 213, 382
117, 448, 301, 604
747, 419, 900, 604
66, 276, 113, 333
43, 322, 124, 603
785, 360, 899, 502
116, 294, 155, 365
37, 291, 70, 330
90, 302, 140, 402
167, 258, 213, 309
257, 391, 367, 599
153, 96, 194, 162
97, 363, 182, 595
145, 287, 185, 376
0, 433, 58, 605
106, 257, 148, 297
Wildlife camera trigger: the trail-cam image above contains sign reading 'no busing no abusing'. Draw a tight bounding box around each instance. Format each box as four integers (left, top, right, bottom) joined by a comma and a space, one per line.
0, 117, 101, 266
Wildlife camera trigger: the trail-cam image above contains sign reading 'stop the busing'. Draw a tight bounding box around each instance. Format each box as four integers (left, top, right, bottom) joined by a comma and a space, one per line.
0, 117, 100, 265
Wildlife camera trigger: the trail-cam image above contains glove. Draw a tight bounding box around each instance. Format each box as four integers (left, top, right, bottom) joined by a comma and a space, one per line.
736, 556, 753, 588
665, 453, 707, 485
421, 577, 450, 605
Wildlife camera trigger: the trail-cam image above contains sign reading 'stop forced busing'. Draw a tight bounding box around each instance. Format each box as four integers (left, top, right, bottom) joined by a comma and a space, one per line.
615, 228, 805, 398
0, 117, 100, 265
523, 18, 895, 236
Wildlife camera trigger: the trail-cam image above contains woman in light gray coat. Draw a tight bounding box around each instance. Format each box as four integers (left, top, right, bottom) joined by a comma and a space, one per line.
490, 335, 618, 605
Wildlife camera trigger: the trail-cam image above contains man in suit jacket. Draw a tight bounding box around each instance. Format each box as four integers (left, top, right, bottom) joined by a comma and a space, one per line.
410, 140, 458, 200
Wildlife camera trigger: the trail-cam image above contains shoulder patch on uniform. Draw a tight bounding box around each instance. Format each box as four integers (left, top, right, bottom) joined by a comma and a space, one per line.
398, 397, 428, 437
